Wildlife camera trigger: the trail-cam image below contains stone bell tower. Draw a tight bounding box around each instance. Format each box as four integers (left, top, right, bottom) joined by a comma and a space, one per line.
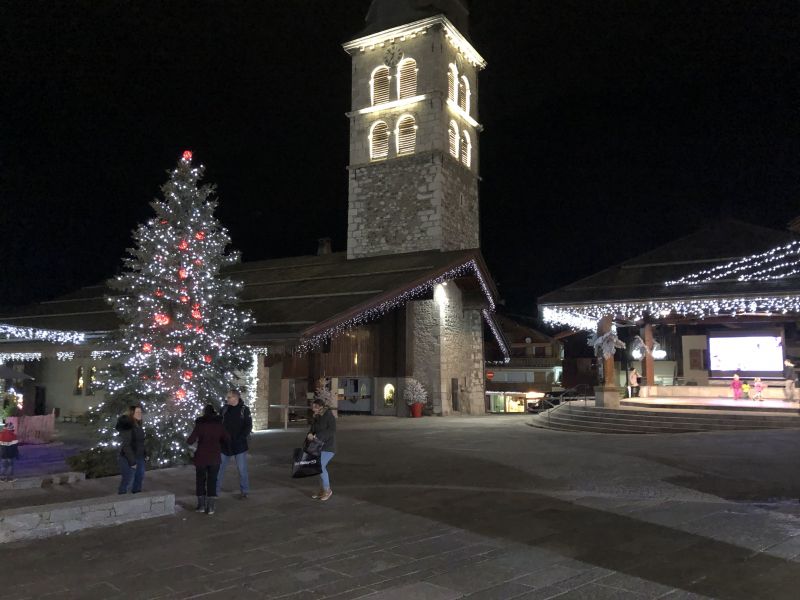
343, 0, 486, 260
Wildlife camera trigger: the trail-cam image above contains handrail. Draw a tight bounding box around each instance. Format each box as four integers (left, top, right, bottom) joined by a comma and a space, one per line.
537, 384, 594, 426
267, 403, 339, 430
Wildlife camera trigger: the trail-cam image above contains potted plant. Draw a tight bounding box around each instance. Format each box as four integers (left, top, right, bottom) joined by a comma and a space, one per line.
404, 379, 427, 418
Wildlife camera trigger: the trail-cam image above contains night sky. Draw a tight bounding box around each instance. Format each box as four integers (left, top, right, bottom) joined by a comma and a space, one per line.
2, 1, 797, 314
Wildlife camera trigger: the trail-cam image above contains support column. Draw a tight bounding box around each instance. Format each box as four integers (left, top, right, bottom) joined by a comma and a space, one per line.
594, 315, 622, 408
643, 323, 655, 387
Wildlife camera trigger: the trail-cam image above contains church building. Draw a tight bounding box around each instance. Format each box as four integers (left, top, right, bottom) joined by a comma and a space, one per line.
0, 0, 508, 427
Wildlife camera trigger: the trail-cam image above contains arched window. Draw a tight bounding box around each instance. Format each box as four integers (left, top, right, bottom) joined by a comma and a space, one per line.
461, 131, 472, 167
397, 58, 417, 99
448, 64, 458, 103
369, 121, 390, 160
370, 66, 391, 106
448, 120, 459, 159
459, 75, 470, 114
396, 114, 417, 155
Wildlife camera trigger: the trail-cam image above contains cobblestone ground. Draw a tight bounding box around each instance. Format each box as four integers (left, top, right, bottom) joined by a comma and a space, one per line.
2, 416, 800, 600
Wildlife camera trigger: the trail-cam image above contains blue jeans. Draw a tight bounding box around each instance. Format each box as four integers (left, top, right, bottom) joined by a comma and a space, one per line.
1, 458, 15, 478
216, 452, 249, 496
118, 456, 145, 494
320, 451, 334, 490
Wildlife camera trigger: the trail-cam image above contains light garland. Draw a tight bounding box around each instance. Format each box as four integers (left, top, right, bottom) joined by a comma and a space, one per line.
0, 352, 42, 362
0, 324, 85, 345
297, 259, 509, 362
542, 294, 800, 332
666, 241, 800, 286
56, 352, 75, 361
91, 350, 116, 360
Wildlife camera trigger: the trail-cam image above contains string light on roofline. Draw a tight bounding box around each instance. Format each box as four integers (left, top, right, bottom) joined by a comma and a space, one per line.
0, 352, 42, 362
297, 259, 508, 362
0, 324, 85, 345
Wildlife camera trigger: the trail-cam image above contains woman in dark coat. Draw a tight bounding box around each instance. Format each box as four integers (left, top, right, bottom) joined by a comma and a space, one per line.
187, 404, 230, 515
307, 399, 336, 501
115, 405, 146, 494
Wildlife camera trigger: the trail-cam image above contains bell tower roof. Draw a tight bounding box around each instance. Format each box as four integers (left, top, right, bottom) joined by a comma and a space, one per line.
362, 0, 469, 36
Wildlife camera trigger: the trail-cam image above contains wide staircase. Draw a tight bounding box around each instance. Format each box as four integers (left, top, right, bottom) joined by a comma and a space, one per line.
531, 403, 800, 434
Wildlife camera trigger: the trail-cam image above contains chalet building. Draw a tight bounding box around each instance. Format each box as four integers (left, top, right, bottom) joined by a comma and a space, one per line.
538, 219, 800, 406
0, 0, 509, 426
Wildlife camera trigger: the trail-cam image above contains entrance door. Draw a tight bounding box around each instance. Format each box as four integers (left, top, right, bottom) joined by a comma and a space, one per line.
451, 378, 460, 412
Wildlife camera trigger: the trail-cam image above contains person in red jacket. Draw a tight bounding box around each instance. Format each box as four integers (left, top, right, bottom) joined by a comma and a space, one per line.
0, 421, 20, 482
187, 405, 230, 515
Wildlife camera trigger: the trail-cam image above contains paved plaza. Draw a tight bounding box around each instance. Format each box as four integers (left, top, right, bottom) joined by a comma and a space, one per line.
2, 416, 800, 599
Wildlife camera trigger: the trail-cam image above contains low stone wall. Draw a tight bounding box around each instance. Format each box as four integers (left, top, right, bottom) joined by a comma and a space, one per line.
0, 490, 175, 543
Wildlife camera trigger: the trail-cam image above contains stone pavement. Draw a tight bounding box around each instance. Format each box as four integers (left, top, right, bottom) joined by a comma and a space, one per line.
1, 416, 800, 599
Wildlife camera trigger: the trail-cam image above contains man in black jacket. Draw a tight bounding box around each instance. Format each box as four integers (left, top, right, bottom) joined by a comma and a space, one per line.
216, 389, 252, 499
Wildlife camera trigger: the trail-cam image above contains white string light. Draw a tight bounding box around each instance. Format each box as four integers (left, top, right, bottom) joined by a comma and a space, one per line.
56, 352, 75, 361
0, 352, 42, 362
0, 324, 85, 345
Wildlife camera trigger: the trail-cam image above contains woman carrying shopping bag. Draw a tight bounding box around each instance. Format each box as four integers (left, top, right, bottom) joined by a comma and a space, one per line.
307, 398, 336, 501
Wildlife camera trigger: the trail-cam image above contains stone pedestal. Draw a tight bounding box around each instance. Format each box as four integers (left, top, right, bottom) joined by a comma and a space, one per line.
595, 386, 623, 408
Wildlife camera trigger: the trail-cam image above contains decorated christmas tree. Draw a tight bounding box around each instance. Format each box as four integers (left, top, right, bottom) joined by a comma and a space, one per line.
95, 151, 253, 465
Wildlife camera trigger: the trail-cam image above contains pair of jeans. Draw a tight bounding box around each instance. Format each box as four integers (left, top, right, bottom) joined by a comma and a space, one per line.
0, 458, 15, 478
118, 456, 145, 494
319, 451, 334, 490
216, 452, 249, 495
196, 464, 220, 497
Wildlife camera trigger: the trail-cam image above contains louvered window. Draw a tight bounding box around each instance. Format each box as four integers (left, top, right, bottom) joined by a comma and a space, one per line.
448, 64, 458, 103
461, 131, 472, 167
396, 115, 417, 155
448, 120, 459, 159
458, 76, 470, 114
397, 59, 417, 99
371, 66, 390, 106
369, 121, 389, 160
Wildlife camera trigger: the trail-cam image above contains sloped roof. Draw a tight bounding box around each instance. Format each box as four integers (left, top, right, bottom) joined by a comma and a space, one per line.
494, 314, 556, 345
361, 0, 469, 37
0, 248, 498, 346
539, 219, 800, 308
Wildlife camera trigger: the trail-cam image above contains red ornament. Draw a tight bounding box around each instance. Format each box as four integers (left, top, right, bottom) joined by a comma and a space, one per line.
142, 343, 153, 353
184, 324, 194, 330
191, 308, 202, 320
176, 388, 187, 400
155, 289, 164, 298
179, 295, 189, 304
177, 239, 189, 251
194, 259, 203, 267
178, 268, 188, 280
195, 326, 204, 334
182, 150, 193, 162
204, 355, 212, 363
194, 231, 206, 241
183, 370, 193, 380
160, 219, 168, 225
154, 313, 170, 326
174, 344, 184, 356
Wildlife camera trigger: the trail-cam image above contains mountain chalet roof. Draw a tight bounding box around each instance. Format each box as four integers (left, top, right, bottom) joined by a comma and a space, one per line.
539, 219, 800, 308
0, 248, 497, 345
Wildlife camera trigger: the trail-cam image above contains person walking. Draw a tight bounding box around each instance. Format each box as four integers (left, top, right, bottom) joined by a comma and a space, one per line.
784, 359, 796, 402
116, 405, 146, 494
216, 389, 252, 499
187, 404, 229, 515
308, 398, 336, 501
0, 421, 20, 482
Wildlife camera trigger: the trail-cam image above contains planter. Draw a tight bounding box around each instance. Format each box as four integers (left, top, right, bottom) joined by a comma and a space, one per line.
410, 402, 424, 418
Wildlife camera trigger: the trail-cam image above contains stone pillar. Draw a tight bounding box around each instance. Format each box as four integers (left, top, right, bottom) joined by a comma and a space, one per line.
643, 323, 655, 387
594, 315, 622, 408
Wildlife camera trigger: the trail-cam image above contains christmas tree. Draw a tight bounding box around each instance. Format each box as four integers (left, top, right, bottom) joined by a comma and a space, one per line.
95, 151, 253, 465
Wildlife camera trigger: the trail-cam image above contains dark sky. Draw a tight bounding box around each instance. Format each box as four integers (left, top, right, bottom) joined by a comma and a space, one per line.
2, 1, 798, 313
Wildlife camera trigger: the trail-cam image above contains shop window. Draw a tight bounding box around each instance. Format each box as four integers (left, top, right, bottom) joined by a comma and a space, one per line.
74, 366, 84, 395
369, 120, 390, 160
397, 58, 417, 99
396, 114, 417, 155
448, 120, 459, 159
370, 66, 391, 105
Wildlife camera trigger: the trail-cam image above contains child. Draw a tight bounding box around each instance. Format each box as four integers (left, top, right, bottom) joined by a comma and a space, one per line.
0, 421, 20, 482
752, 377, 765, 401
741, 381, 751, 399
731, 373, 743, 400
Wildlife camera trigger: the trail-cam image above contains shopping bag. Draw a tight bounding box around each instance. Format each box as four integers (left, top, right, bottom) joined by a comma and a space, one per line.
292, 447, 322, 478
304, 437, 324, 457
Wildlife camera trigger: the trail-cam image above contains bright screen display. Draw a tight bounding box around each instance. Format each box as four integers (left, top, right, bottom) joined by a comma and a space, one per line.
708, 334, 784, 377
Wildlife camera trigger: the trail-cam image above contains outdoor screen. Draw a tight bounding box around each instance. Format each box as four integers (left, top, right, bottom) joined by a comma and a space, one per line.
707, 332, 784, 378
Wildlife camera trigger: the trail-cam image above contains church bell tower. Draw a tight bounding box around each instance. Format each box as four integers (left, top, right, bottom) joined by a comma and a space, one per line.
343, 0, 486, 260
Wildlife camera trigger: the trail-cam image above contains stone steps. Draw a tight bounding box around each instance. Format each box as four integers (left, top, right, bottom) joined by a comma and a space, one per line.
532, 405, 800, 434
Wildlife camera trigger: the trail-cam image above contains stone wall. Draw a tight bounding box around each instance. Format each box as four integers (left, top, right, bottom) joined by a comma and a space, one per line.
0, 491, 175, 543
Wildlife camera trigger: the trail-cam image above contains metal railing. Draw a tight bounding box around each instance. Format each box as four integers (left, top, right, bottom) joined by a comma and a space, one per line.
537, 384, 594, 426
267, 404, 339, 430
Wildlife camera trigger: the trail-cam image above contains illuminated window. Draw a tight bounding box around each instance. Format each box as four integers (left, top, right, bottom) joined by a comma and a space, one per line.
383, 383, 395, 407
369, 120, 390, 160
396, 114, 417, 155
74, 366, 84, 395
461, 130, 472, 167
370, 66, 391, 106
459, 75, 470, 114
448, 63, 458, 104
448, 120, 459, 159
85, 366, 96, 396
397, 58, 417, 99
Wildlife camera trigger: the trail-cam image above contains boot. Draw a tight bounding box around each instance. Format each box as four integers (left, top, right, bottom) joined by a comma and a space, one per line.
311, 488, 325, 500
195, 496, 206, 512
206, 496, 217, 515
